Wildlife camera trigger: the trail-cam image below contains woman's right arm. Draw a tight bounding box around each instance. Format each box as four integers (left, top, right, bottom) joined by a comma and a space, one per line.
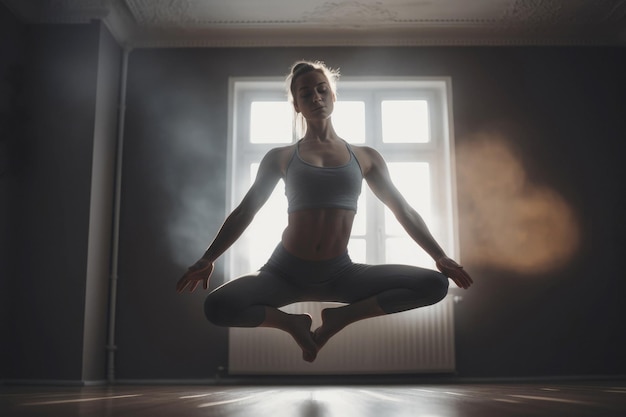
176, 147, 285, 293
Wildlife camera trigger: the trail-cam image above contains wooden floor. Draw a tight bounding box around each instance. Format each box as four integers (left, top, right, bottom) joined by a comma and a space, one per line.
2, 380, 625, 416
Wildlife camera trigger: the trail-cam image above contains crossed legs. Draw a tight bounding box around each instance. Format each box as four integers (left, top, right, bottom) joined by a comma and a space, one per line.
311, 264, 449, 354
204, 263, 449, 362
204, 273, 320, 361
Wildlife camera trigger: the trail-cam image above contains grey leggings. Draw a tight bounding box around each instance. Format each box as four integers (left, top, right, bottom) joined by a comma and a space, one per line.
205, 244, 449, 327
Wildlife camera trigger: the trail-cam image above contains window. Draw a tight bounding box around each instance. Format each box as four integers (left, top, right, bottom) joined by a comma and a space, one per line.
227, 77, 459, 279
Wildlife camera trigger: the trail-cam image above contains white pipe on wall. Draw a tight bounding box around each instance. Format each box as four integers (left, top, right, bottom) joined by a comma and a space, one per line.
107, 46, 130, 383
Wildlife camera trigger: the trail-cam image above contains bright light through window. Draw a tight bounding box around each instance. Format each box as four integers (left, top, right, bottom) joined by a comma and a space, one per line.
348, 191, 367, 263
385, 162, 432, 236
382, 100, 430, 143
386, 237, 433, 268
333, 101, 366, 143
245, 163, 288, 270
385, 162, 433, 267
231, 78, 456, 278
250, 101, 293, 143
347, 238, 366, 263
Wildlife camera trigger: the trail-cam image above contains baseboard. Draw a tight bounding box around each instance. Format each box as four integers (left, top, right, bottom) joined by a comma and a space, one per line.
1, 379, 108, 386
112, 374, 626, 386
3, 374, 624, 387
113, 379, 220, 385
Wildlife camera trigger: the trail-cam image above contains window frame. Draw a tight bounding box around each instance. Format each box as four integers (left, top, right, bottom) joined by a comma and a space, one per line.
226, 76, 460, 279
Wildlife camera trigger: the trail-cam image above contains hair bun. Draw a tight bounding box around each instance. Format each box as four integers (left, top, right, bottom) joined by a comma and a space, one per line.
292, 62, 312, 75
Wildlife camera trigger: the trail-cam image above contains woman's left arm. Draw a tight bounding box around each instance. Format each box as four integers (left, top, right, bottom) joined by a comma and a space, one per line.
360, 147, 473, 289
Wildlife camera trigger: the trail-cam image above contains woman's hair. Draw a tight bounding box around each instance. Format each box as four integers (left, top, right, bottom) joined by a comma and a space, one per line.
286, 60, 340, 105
286, 60, 340, 138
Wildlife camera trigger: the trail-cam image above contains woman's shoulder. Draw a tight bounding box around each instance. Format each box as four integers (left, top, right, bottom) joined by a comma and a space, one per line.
263, 143, 297, 158
349, 144, 384, 161
348, 144, 386, 175
348, 143, 376, 153
260, 143, 298, 173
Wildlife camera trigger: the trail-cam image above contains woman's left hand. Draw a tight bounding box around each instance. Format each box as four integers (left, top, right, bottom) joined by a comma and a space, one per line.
436, 256, 473, 289
176, 259, 214, 293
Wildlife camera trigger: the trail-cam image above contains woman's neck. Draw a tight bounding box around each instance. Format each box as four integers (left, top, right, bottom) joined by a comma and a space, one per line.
303, 119, 339, 142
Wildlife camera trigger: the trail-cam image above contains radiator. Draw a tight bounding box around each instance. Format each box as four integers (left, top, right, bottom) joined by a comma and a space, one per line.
228, 295, 455, 375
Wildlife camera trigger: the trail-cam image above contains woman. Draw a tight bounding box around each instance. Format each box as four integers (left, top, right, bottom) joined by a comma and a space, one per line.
176, 60, 473, 362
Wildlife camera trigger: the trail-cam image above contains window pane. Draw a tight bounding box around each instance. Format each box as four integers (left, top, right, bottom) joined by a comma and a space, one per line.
351, 190, 366, 236
381, 100, 429, 143
333, 101, 365, 143
386, 237, 433, 267
385, 163, 431, 236
250, 101, 293, 143
245, 163, 287, 269
348, 238, 366, 263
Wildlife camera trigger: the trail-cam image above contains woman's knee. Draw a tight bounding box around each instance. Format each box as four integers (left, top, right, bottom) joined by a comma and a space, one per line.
204, 290, 266, 327
431, 271, 450, 303
406, 270, 449, 307
400, 267, 449, 303
204, 291, 234, 326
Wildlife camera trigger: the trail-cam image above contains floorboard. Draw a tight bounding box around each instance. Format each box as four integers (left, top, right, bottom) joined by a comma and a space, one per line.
2, 380, 625, 416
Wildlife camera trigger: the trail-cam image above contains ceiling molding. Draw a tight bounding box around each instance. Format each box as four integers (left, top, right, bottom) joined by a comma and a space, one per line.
302, 1, 397, 25
2, 0, 110, 23
503, 0, 626, 25
2, 0, 625, 47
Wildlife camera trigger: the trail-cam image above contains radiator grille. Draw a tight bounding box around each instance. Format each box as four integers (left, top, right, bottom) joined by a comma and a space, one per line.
228, 295, 455, 375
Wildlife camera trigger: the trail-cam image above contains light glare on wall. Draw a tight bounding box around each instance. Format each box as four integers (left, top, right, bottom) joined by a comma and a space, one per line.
456, 132, 581, 275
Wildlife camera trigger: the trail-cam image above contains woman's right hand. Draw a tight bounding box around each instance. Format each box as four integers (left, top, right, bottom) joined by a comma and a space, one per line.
435, 256, 473, 289
176, 259, 214, 293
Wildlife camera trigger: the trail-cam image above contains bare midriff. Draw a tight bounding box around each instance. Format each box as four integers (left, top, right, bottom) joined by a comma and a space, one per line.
281, 208, 356, 260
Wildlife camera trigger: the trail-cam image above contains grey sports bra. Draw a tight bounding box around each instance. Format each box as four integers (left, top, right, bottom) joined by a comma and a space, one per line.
285, 140, 363, 213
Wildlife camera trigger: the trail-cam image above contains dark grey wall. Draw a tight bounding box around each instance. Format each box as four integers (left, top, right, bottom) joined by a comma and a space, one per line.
8, 21, 98, 381
117, 47, 626, 379
0, 1, 26, 379
1, 3, 122, 382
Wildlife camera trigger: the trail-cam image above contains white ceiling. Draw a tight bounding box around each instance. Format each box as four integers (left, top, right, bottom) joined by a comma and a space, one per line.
3, 0, 626, 47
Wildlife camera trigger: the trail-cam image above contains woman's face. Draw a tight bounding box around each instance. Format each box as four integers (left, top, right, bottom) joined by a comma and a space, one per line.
292, 70, 335, 121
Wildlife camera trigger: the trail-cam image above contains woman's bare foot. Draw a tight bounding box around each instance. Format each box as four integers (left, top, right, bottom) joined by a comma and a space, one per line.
289, 314, 318, 362
260, 309, 318, 362
312, 308, 345, 352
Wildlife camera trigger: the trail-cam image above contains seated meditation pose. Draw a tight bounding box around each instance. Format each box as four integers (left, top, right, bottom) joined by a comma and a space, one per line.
176, 60, 473, 362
